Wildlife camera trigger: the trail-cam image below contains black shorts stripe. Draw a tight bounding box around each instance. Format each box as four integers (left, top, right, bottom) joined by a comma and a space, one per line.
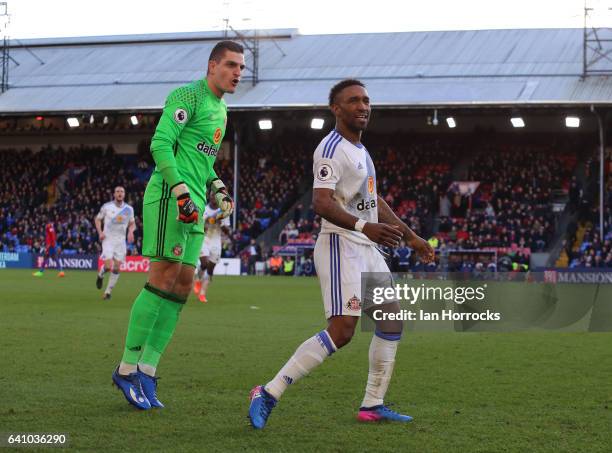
156, 181, 170, 256
156, 198, 164, 256
162, 181, 170, 251
160, 197, 169, 255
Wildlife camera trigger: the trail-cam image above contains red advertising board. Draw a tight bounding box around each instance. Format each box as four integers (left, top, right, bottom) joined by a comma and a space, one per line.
98, 256, 150, 273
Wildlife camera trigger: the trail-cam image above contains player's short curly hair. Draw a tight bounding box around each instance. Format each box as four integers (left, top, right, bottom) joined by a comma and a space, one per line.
209, 41, 244, 62
328, 79, 366, 106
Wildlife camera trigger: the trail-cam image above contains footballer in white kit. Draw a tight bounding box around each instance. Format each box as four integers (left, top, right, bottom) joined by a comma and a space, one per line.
249, 79, 434, 430
95, 186, 136, 299
193, 197, 231, 303
312, 128, 393, 318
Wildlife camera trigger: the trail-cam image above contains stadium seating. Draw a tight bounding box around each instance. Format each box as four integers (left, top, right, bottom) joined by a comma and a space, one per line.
564, 173, 612, 268
0, 136, 314, 258
0, 136, 590, 272
274, 139, 580, 272
215, 131, 314, 253
0, 145, 149, 255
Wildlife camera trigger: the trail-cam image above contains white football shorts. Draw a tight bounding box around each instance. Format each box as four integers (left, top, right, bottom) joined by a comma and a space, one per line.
314, 232, 393, 319
200, 236, 222, 263
101, 238, 127, 262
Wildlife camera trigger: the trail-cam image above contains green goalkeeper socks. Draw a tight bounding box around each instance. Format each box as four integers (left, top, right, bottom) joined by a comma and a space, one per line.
140, 298, 184, 368
121, 283, 186, 368
121, 286, 163, 365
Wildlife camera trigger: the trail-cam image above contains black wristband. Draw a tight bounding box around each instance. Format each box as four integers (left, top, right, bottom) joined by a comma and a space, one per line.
177, 193, 190, 201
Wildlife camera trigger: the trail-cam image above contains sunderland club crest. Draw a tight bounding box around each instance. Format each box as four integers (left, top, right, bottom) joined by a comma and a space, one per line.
346, 295, 362, 311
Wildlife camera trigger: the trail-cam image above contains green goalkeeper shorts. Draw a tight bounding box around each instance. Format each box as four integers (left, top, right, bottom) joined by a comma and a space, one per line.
142, 197, 205, 267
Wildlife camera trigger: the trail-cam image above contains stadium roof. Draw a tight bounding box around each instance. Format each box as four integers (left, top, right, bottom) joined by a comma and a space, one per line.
1, 27, 612, 114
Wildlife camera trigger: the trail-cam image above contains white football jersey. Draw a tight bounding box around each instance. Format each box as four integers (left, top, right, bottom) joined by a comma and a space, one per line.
204, 204, 230, 242
96, 201, 134, 240
312, 129, 378, 246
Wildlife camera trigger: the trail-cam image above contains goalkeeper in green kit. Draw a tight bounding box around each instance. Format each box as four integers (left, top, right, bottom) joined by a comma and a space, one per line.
112, 41, 245, 410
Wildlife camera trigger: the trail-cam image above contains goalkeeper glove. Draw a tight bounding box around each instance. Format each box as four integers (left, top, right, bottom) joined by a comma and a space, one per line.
210, 178, 234, 219
172, 182, 199, 224
176, 193, 199, 223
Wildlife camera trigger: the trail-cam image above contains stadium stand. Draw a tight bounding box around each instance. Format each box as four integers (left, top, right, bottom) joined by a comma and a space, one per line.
3, 131, 598, 274
439, 143, 578, 252
563, 167, 612, 268
273, 137, 586, 272
0, 133, 314, 259
0, 145, 149, 256
218, 130, 315, 253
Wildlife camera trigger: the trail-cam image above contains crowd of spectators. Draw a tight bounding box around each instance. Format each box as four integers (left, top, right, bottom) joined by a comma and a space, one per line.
278, 204, 320, 245
568, 219, 612, 268
437, 144, 577, 254
564, 158, 612, 268
0, 145, 149, 256
275, 137, 458, 247
225, 132, 314, 251
272, 138, 583, 273
1, 134, 595, 274
0, 132, 315, 259
374, 140, 455, 240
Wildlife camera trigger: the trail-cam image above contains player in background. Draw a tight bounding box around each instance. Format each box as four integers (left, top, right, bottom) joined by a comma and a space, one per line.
33, 221, 64, 277
248, 79, 435, 429
95, 186, 136, 300
111, 41, 243, 410
193, 194, 231, 303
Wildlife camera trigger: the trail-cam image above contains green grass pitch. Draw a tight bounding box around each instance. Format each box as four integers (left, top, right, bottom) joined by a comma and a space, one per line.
0, 269, 611, 452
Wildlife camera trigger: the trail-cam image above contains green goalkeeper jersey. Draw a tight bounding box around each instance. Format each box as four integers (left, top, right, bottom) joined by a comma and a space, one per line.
144, 79, 228, 213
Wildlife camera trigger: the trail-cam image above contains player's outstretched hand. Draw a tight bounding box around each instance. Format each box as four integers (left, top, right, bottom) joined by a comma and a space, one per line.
176, 193, 199, 223
409, 236, 435, 263
362, 222, 402, 248
99, 232, 106, 241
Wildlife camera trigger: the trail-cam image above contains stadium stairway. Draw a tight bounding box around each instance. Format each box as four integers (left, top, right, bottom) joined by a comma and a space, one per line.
546, 209, 579, 267
450, 148, 478, 182
546, 149, 592, 268
555, 249, 569, 267
572, 222, 589, 253
431, 149, 478, 235
250, 185, 314, 249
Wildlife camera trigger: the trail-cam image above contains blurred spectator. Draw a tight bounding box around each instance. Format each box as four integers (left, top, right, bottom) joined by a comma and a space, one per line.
245, 239, 260, 275
393, 241, 411, 272
283, 256, 295, 276
269, 253, 283, 275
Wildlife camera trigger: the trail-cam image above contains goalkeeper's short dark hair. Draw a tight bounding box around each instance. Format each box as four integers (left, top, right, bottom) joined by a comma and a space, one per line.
328, 79, 366, 106
209, 41, 244, 63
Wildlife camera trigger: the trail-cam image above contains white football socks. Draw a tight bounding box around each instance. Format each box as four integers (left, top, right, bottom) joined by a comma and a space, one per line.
360, 333, 400, 408
265, 330, 336, 400
138, 363, 156, 377
105, 272, 120, 294
118, 361, 137, 375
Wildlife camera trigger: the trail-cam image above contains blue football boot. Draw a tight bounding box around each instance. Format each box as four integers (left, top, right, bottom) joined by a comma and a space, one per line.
248, 385, 277, 429
357, 405, 413, 423
137, 369, 164, 408
112, 367, 151, 410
